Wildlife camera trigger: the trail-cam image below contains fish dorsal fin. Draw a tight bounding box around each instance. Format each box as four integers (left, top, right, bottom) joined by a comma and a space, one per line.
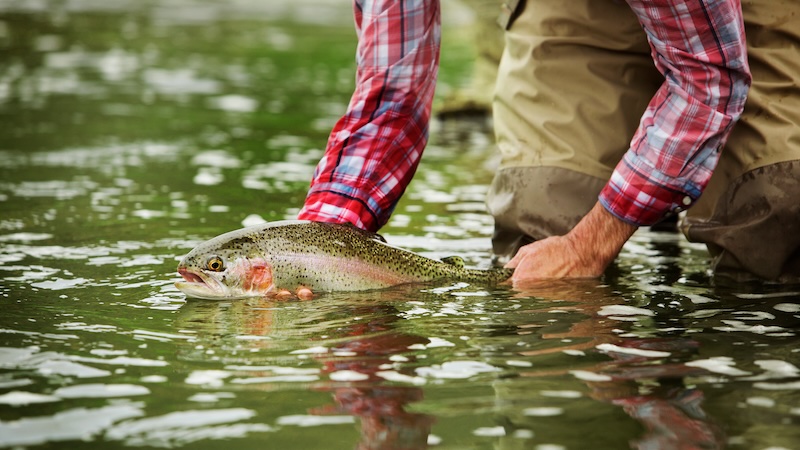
441, 256, 465, 268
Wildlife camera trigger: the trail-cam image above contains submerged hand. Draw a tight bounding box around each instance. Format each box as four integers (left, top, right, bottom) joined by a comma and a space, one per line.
275, 286, 314, 300
506, 202, 637, 286
506, 235, 604, 281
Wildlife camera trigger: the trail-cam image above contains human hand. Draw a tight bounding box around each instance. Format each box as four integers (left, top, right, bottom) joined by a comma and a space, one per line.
505, 202, 637, 286
274, 285, 314, 300
506, 235, 605, 284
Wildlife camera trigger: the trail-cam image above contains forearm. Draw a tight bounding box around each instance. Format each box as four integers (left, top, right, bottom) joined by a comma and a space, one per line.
298, 0, 441, 232
566, 202, 638, 273
602, 0, 751, 226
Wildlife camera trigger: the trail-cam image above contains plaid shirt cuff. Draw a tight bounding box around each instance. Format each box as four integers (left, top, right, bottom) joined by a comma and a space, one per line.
599, 151, 702, 226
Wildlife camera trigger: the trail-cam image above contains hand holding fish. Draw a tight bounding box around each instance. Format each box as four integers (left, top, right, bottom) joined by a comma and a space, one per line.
507, 203, 637, 286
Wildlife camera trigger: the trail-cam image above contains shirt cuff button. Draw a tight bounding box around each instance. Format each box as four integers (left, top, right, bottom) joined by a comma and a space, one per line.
682, 196, 692, 206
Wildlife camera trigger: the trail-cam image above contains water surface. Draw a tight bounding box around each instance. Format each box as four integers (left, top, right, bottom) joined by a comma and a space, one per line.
1, 1, 799, 449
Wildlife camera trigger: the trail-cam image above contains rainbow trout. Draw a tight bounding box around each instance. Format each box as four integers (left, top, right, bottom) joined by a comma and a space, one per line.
175, 220, 513, 299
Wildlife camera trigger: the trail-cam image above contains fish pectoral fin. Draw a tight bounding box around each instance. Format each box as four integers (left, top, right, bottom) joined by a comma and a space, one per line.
441, 256, 466, 268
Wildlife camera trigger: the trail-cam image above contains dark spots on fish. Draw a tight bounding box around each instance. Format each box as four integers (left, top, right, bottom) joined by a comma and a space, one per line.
441, 256, 465, 268
219, 236, 256, 250
200, 221, 513, 292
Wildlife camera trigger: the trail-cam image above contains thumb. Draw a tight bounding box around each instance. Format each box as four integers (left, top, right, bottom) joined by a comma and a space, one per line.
505, 246, 530, 269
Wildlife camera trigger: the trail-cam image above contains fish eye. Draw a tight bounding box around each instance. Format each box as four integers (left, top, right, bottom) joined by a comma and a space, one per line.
206, 257, 225, 272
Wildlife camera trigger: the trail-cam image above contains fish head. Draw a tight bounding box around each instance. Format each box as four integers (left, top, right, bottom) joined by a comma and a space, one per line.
175, 233, 274, 300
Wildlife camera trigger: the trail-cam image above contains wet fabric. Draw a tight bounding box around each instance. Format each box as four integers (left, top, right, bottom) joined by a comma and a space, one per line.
682, 161, 800, 283
488, 166, 606, 262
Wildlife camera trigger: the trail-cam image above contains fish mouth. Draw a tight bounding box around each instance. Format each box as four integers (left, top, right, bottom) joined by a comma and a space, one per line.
178, 267, 204, 284
174, 266, 266, 300
175, 267, 226, 300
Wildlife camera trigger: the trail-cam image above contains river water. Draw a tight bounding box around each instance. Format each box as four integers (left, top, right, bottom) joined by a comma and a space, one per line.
1, 1, 799, 449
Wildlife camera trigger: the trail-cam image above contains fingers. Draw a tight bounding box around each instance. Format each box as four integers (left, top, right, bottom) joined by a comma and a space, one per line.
271, 286, 314, 301
505, 245, 532, 269
296, 286, 313, 300
275, 289, 293, 298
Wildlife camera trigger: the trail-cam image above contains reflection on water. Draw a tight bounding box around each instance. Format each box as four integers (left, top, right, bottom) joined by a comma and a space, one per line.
1, 0, 799, 449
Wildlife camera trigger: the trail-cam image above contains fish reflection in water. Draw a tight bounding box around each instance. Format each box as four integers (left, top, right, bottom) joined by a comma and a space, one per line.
172, 281, 754, 450
174, 288, 434, 449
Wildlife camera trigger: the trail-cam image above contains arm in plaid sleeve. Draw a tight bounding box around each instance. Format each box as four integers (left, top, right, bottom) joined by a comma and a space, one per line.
298, 0, 441, 232
599, 0, 751, 225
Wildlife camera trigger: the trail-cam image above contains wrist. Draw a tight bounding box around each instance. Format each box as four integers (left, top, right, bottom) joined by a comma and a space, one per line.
565, 202, 637, 272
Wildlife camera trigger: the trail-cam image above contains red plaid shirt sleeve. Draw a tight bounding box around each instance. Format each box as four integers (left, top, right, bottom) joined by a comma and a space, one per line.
298, 0, 441, 232
600, 0, 751, 226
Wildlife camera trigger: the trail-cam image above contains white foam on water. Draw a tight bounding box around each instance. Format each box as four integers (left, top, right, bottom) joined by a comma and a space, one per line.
753, 381, 800, 391
224, 365, 320, 375
375, 370, 426, 385
535, 445, 566, 450
415, 360, 500, 379
106, 408, 270, 446
0, 233, 53, 242
506, 360, 533, 367
190, 150, 242, 169
208, 95, 258, 113
745, 396, 776, 408
569, 370, 612, 382
540, 390, 582, 399
513, 429, 535, 439
733, 311, 776, 321
597, 305, 654, 317
0, 391, 60, 406
238, 214, 265, 227
193, 169, 224, 186
140, 375, 168, 383
425, 337, 456, 348
735, 292, 800, 299
275, 415, 355, 427
714, 320, 788, 335
230, 375, 319, 384
523, 407, 563, 417
185, 370, 231, 387
686, 309, 733, 319
71, 355, 168, 367
328, 370, 369, 382
754, 360, 800, 376
53, 383, 150, 398
0, 377, 33, 389
289, 346, 328, 354
472, 426, 505, 437
0, 404, 143, 447
596, 343, 671, 358
37, 360, 111, 378
31, 277, 90, 290
685, 357, 751, 376
774, 303, 800, 313
188, 392, 236, 403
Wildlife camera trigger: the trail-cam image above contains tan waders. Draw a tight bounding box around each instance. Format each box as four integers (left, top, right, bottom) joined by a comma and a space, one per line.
487, 0, 800, 282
